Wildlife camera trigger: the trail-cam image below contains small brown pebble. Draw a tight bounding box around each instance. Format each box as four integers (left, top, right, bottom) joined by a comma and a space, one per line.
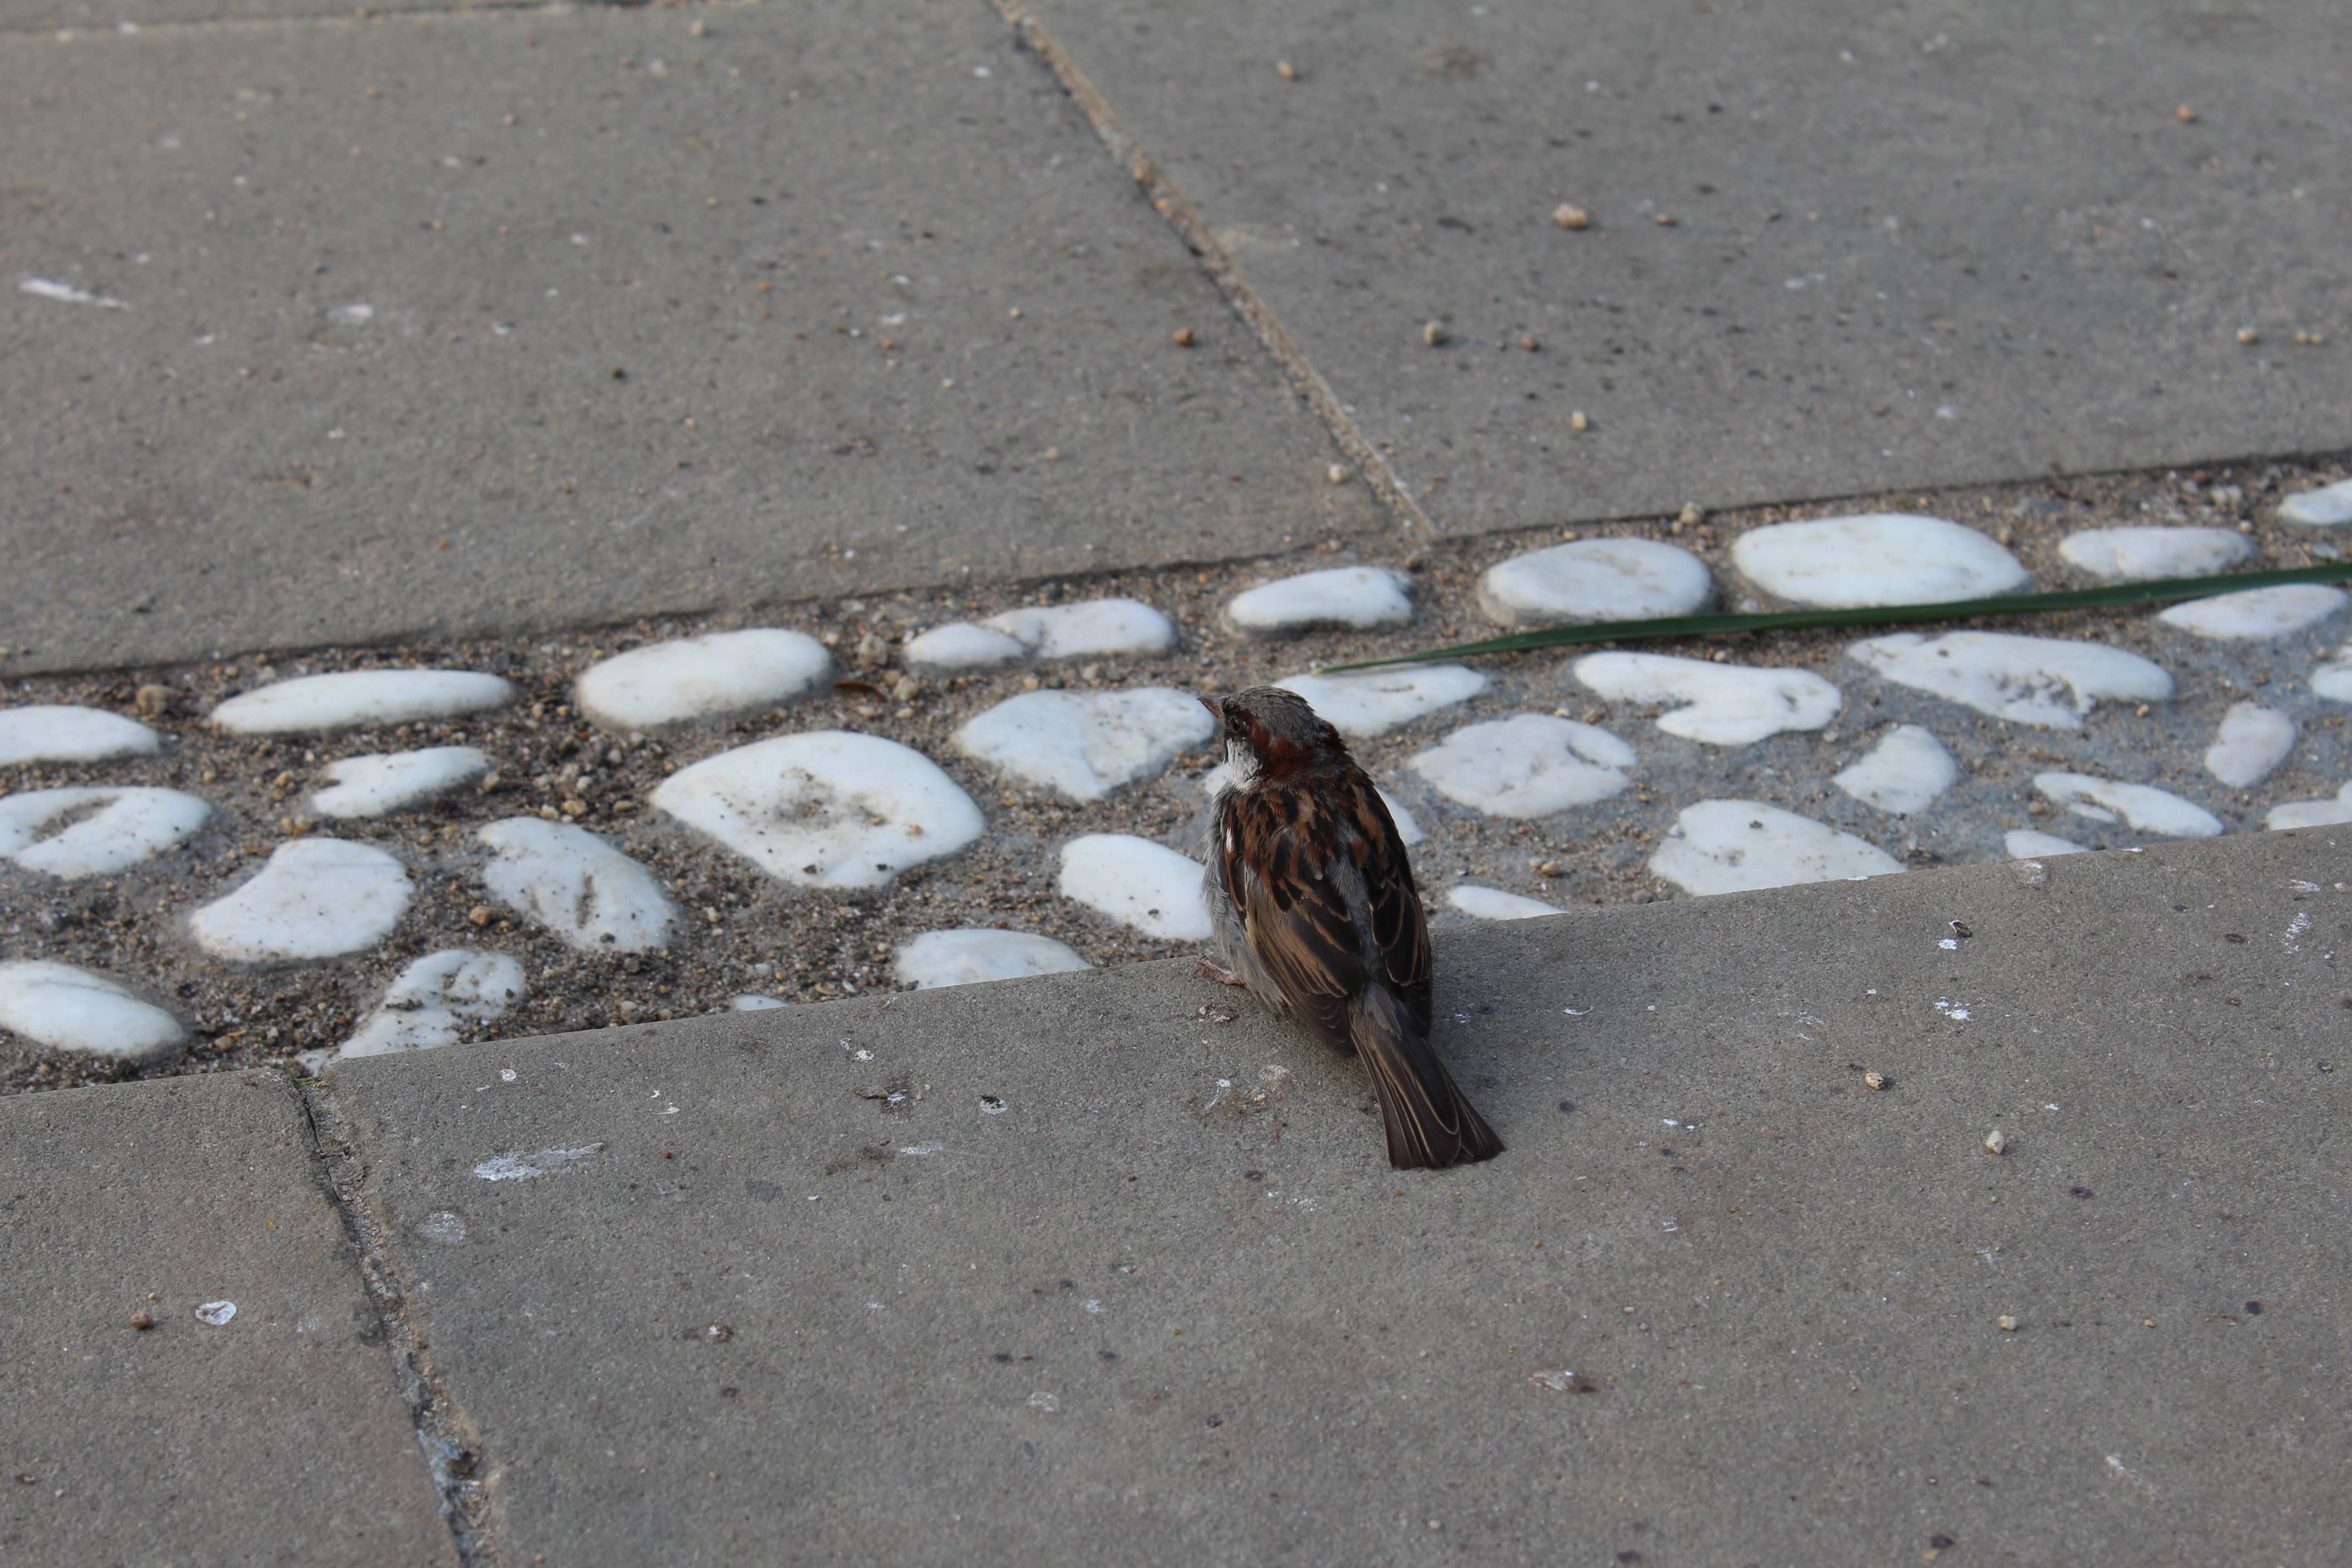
1326, 463, 1351, 485
1171, 327, 1196, 348
467, 905, 495, 927
2175, 103, 2198, 123
134, 684, 170, 717
1863, 1071, 1888, 1090
1519, 335, 1540, 351
1569, 410, 1589, 432
2236, 327, 2260, 345
1678, 503, 1704, 528
1551, 203, 1589, 230
1421, 320, 1446, 347
1274, 60, 1298, 80
2143, 1318, 2156, 1328
130, 1310, 155, 1331
1996, 1315, 2018, 1332
1654, 213, 1678, 226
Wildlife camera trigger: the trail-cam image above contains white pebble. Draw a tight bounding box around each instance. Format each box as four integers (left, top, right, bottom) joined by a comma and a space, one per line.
2204, 704, 2296, 789
1270, 665, 1487, 738
955, 688, 1214, 802
1407, 715, 1636, 818
652, 732, 984, 889
894, 929, 1095, 989
899, 622, 1027, 670
1475, 538, 1715, 628
1649, 800, 1903, 896
1446, 885, 1562, 921
2004, 829, 2089, 858
2278, 478, 2352, 527
1733, 514, 2027, 607
2156, 584, 2348, 641
2057, 526, 2250, 582
1573, 652, 1840, 746
0, 705, 159, 766
730, 994, 791, 1010
1225, 566, 1414, 636
187, 838, 414, 961
339, 950, 527, 1057
477, 818, 674, 951
0, 960, 186, 1060
2264, 781, 2352, 831
1984, 1128, 2007, 1156
209, 669, 514, 734
1832, 726, 1958, 815
2032, 773, 2221, 838
309, 746, 488, 818
903, 598, 1176, 671
0, 787, 211, 878
1057, 834, 1212, 940
574, 629, 831, 730
1847, 632, 2172, 728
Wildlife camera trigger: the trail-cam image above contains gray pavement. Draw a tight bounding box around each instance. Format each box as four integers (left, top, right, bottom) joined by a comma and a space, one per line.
0, 1070, 456, 1567
1021, 0, 2352, 536
1, 0, 1378, 675
296, 829, 2347, 1566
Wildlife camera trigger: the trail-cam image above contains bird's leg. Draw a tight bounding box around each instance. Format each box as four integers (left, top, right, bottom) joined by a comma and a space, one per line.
1193, 957, 1247, 987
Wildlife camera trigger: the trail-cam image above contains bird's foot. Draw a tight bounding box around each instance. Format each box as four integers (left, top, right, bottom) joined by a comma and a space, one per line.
1193, 957, 1247, 988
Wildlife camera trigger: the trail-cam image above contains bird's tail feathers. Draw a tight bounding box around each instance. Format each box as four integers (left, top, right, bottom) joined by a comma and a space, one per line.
1350, 989, 1504, 1170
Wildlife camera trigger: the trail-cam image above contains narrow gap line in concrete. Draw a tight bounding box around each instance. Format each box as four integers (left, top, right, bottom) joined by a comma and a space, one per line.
990, 2, 1437, 537
293, 1069, 507, 1568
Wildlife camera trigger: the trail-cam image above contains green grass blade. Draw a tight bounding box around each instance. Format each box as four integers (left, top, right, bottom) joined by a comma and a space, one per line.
1316, 561, 2352, 672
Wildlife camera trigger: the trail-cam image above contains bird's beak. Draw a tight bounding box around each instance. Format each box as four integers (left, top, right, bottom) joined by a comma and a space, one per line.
1196, 693, 1222, 722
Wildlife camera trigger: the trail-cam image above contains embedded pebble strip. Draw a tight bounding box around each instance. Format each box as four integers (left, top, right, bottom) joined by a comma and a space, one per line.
8, 484, 2352, 1069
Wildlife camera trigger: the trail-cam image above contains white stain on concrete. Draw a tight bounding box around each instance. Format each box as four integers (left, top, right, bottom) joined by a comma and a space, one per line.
19, 277, 127, 309
473, 1143, 603, 1181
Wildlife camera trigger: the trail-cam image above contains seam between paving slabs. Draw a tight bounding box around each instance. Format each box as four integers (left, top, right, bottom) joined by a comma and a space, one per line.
991, 2, 1437, 537
291, 1068, 506, 1568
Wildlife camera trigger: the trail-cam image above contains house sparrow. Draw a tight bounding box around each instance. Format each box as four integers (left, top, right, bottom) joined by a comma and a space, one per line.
1199, 686, 1504, 1170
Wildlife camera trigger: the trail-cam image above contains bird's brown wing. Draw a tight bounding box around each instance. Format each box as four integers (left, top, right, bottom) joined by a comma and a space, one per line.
1215, 769, 1430, 1051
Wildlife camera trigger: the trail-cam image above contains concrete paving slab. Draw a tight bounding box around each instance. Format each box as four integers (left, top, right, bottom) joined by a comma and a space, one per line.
6, 0, 533, 36
0, 1069, 456, 1567
319, 828, 2350, 1565
0, 1, 1379, 676
1019, 0, 2352, 537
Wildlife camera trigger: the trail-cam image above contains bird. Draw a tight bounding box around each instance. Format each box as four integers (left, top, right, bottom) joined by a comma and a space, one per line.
1197, 685, 1504, 1170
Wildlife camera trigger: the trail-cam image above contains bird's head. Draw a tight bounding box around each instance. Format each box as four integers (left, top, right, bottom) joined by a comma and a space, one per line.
1199, 686, 1349, 790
